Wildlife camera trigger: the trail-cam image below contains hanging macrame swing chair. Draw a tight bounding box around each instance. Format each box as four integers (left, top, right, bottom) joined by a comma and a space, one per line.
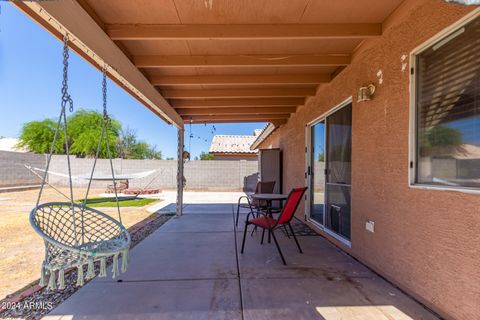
30, 35, 131, 290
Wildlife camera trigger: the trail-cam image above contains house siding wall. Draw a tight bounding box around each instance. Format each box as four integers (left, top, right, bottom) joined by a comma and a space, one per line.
258, 1, 479, 319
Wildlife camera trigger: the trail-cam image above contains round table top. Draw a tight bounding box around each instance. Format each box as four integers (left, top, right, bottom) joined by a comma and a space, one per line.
251, 193, 289, 200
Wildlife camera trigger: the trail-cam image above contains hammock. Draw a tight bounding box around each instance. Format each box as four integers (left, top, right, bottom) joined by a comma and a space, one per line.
30, 35, 130, 290
28, 166, 159, 181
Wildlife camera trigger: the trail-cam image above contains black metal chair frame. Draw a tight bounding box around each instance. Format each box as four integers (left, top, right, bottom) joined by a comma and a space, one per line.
235, 181, 275, 226
240, 187, 307, 265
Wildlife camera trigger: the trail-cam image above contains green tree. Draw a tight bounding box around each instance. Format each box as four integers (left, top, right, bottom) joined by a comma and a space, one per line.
419, 125, 464, 157
18, 110, 162, 159
131, 142, 162, 160
67, 110, 120, 158
117, 127, 162, 159
318, 152, 324, 162
18, 119, 65, 154
117, 127, 138, 159
422, 125, 462, 147
199, 152, 214, 160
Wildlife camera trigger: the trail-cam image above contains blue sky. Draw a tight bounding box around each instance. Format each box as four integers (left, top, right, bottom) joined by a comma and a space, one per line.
0, 2, 265, 159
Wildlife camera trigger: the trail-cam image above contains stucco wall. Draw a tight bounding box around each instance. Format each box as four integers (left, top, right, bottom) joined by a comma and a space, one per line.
258, 1, 479, 319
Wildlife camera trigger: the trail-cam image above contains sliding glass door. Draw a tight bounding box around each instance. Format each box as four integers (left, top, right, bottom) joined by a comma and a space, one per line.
308, 102, 352, 241
325, 104, 352, 240
310, 121, 325, 225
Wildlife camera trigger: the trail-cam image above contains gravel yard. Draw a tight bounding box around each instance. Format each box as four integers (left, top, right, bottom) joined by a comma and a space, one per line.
0, 187, 162, 300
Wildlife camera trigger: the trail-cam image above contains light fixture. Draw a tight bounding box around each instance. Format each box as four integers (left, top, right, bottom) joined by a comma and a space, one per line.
357, 84, 376, 102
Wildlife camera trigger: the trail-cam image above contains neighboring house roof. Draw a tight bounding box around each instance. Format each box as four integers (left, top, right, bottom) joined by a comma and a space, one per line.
209, 131, 261, 154
0, 138, 28, 153
250, 124, 275, 150
451, 144, 480, 160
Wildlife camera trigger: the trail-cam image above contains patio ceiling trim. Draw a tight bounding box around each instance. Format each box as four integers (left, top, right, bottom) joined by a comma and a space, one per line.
176, 107, 297, 116
185, 114, 290, 123
149, 74, 331, 86
133, 54, 351, 68
13, 0, 184, 129
171, 98, 305, 108
106, 23, 382, 40
162, 88, 316, 99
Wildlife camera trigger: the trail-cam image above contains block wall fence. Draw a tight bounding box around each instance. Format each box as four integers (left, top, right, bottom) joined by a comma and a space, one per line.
0, 151, 259, 191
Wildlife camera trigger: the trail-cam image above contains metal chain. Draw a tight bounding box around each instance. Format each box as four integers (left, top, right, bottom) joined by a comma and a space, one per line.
36, 33, 79, 246
62, 35, 74, 113
102, 67, 109, 121
102, 66, 122, 223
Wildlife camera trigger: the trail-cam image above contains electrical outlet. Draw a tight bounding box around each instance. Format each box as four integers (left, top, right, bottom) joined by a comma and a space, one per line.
365, 220, 375, 233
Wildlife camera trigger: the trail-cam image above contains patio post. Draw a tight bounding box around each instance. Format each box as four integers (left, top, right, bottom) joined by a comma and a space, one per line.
176, 128, 185, 216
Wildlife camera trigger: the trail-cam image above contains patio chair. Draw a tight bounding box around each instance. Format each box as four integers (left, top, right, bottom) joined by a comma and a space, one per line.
235, 181, 275, 226
241, 187, 307, 265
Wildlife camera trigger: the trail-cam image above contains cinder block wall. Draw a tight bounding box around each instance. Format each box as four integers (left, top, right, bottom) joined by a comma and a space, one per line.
257, 1, 479, 319
0, 151, 46, 188
48, 156, 258, 191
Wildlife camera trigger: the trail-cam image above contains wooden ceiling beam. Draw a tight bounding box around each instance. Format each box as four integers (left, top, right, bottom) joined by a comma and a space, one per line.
270, 119, 288, 127
150, 74, 330, 86
134, 54, 350, 68
162, 88, 315, 99
183, 114, 290, 122
171, 98, 305, 108
176, 107, 297, 116
107, 23, 382, 40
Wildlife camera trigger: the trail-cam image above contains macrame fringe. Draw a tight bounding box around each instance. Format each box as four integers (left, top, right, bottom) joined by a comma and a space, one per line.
58, 269, 65, 290
39, 264, 46, 287
112, 254, 119, 279
76, 265, 84, 287
121, 249, 129, 273
86, 259, 95, 280
99, 257, 107, 278
47, 270, 56, 290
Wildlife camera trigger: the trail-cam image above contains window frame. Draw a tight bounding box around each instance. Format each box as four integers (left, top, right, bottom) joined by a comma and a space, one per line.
409, 9, 480, 194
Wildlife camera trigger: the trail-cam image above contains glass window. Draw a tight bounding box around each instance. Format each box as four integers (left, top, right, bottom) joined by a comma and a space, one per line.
415, 16, 480, 189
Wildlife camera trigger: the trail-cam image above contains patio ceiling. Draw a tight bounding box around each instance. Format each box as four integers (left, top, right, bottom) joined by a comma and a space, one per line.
14, 0, 404, 127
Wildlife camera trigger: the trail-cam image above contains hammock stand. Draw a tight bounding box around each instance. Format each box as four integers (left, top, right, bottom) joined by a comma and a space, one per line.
30, 35, 130, 290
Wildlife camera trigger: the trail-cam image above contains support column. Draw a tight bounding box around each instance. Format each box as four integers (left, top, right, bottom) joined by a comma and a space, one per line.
176, 128, 184, 216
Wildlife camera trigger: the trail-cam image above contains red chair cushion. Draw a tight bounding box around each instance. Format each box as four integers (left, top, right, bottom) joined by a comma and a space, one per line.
248, 216, 277, 229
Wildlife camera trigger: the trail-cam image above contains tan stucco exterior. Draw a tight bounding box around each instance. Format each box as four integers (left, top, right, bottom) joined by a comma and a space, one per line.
258, 1, 480, 319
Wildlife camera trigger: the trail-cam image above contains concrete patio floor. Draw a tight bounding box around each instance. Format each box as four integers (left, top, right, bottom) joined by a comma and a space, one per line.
44, 201, 439, 320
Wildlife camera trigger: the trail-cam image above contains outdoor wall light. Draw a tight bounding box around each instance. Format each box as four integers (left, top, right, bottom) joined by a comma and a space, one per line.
357, 84, 376, 102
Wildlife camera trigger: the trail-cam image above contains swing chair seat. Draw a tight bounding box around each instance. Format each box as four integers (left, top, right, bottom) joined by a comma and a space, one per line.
30, 202, 131, 289
30, 37, 132, 290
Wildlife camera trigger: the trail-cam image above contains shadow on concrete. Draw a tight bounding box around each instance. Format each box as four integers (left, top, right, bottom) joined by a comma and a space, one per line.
45, 203, 439, 320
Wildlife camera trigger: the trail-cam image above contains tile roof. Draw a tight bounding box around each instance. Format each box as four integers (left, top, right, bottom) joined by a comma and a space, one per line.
209, 133, 259, 154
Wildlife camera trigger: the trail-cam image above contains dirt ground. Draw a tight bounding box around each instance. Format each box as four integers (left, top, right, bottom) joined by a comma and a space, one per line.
0, 187, 159, 300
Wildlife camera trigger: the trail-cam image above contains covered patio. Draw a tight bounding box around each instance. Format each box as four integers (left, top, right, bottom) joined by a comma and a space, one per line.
44, 202, 437, 320
9, 0, 480, 319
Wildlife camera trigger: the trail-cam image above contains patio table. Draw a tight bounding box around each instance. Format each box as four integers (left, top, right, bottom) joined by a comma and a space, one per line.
251, 193, 289, 213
